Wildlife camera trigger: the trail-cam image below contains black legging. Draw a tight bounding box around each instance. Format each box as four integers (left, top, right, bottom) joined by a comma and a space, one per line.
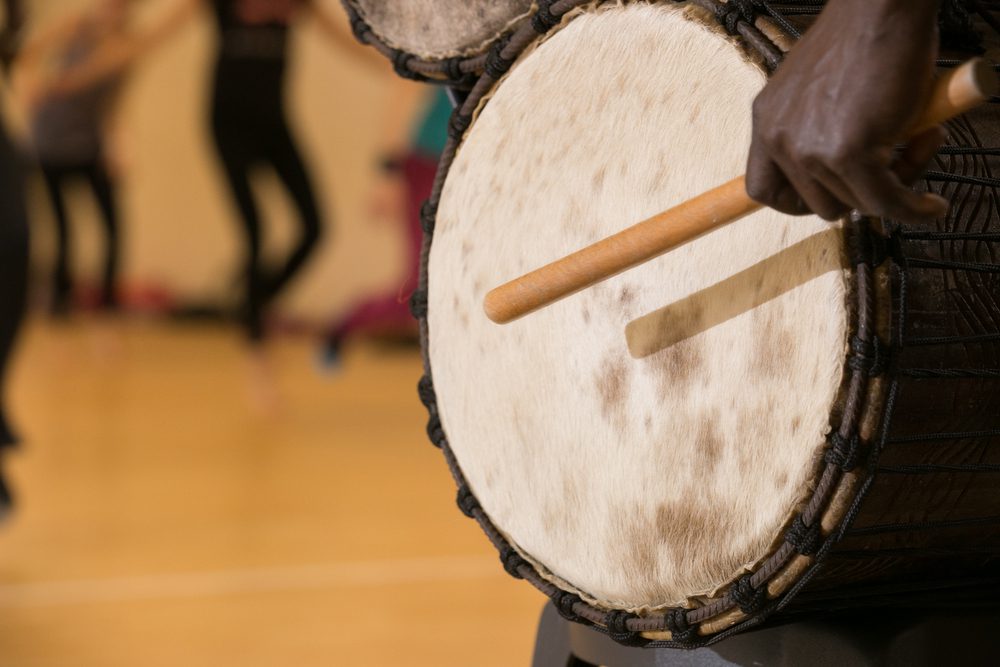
211, 101, 322, 341
40, 160, 119, 311
0, 118, 29, 448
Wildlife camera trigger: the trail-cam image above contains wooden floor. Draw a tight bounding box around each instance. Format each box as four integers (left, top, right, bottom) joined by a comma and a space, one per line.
0, 319, 540, 666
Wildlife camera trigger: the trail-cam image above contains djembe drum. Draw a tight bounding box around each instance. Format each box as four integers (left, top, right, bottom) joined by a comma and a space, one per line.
340, 0, 534, 86
409, 0, 1000, 647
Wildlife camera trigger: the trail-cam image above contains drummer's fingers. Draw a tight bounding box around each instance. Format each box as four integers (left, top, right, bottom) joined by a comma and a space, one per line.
745, 149, 809, 216
892, 125, 947, 185
772, 154, 850, 221
844, 157, 949, 222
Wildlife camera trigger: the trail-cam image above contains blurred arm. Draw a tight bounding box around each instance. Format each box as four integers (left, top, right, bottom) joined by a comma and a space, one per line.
40, 0, 202, 100
13, 9, 85, 70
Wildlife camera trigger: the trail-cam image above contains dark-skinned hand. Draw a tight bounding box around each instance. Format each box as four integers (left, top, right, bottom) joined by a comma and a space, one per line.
746, 0, 948, 222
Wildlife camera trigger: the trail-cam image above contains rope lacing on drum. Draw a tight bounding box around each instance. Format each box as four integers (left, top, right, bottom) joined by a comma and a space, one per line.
532, 0, 563, 34
426, 414, 445, 448
499, 546, 527, 578
417, 374, 436, 409
730, 574, 766, 614
456, 485, 480, 518
848, 224, 889, 268
824, 432, 862, 471
664, 608, 697, 645
553, 591, 583, 623
715, 0, 758, 34
785, 515, 823, 555
443, 57, 477, 88
408, 289, 428, 319
484, 34, 516, 80
848, 335, 889, 377
447, 112, 472, 142
392, 49, 427, 82
419, 200, 438, 235
348, 14, 369, 43
941, 0, 984, 52
605, 610, 646, 647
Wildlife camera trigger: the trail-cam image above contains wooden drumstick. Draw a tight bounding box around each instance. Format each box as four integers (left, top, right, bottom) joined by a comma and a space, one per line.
484, 58, 997, 325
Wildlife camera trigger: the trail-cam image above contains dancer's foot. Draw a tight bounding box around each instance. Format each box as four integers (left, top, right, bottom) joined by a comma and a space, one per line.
316, 334, 344, 374
246, 345, 281, 415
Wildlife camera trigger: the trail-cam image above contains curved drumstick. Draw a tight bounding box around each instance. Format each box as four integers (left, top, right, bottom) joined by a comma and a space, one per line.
484, 58, 997, 325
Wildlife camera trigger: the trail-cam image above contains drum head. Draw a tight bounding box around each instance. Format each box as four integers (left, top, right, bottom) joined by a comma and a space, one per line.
429, 3, 849, 610
347, 0, 534, 60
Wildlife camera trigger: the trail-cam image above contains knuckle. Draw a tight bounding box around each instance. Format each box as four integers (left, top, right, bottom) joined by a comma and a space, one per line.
745, 179, 774, 206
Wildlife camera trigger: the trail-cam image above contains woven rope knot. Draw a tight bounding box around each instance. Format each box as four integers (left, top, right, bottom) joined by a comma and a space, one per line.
716, 0, 757, 35
848, 335, 889, 377
409, 289, 428, 319
348, 14, 368, 42
500, 546, 526, 579
444, 56, 465, 82
786, 515, 823, 555
442, 57, 477, 88
849, 225, 889, 268
532, 0, 561, 33
425, 414, 445, 448
456, 485, 480, 518
605, 610, 645, 647
730, 574, 766, 614
447, 112, 472, 141
554, 591, 582, 622
665, 608, 696, 645
825, 431, 862, 471
417, 374, 436, 409
419, 199, 437, 235
484, 34, 515, 80
391, 49, 423, 81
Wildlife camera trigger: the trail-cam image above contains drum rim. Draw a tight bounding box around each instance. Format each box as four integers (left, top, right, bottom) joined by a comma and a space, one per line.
414, 0, 892, 647
340, 0, 534, 88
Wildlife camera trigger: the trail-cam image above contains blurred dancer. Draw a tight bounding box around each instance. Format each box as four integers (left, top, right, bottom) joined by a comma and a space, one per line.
151, 0, 365, 343
0, 0, 24, 72
322, 81, 450, 366
0, 0, 29, 511
15, 0, 137, 314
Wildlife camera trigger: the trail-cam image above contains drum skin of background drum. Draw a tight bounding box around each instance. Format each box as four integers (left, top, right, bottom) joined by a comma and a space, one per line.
399, 0, 1000, 649
340, 0, 534, 86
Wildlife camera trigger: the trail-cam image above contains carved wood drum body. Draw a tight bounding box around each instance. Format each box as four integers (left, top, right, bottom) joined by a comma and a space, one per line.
413, 0, 1000, 646
341, 0, 534, 86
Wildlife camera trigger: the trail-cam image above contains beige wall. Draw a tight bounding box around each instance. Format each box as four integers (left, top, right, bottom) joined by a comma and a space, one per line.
11, 0, 418, 324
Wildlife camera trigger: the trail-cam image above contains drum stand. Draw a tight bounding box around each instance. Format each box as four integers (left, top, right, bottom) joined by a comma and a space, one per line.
531, 602, 1000, 666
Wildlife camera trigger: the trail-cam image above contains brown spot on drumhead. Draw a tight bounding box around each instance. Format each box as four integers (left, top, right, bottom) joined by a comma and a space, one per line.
582, 306, 591, 325
649, 338, 703, 399
752, 319, 795, 380
791, 416, 802, 434
688, 104, 701, 124
655, 501, 714, 562
592, 167, 607, 191
619, 286, 636, 308
611, 505, 664, 586
597, 354, 630, 424
695, 421, 724, 476
644, 414, 653, 433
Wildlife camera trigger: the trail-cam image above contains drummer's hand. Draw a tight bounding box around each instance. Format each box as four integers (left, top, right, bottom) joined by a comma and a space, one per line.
745, 0, 948, 222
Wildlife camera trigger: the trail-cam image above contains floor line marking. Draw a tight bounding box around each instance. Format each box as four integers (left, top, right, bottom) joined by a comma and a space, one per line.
0, 555, 504, 608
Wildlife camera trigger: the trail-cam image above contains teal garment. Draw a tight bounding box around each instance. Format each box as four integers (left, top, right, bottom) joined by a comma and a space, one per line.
411, 89, 451, 159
